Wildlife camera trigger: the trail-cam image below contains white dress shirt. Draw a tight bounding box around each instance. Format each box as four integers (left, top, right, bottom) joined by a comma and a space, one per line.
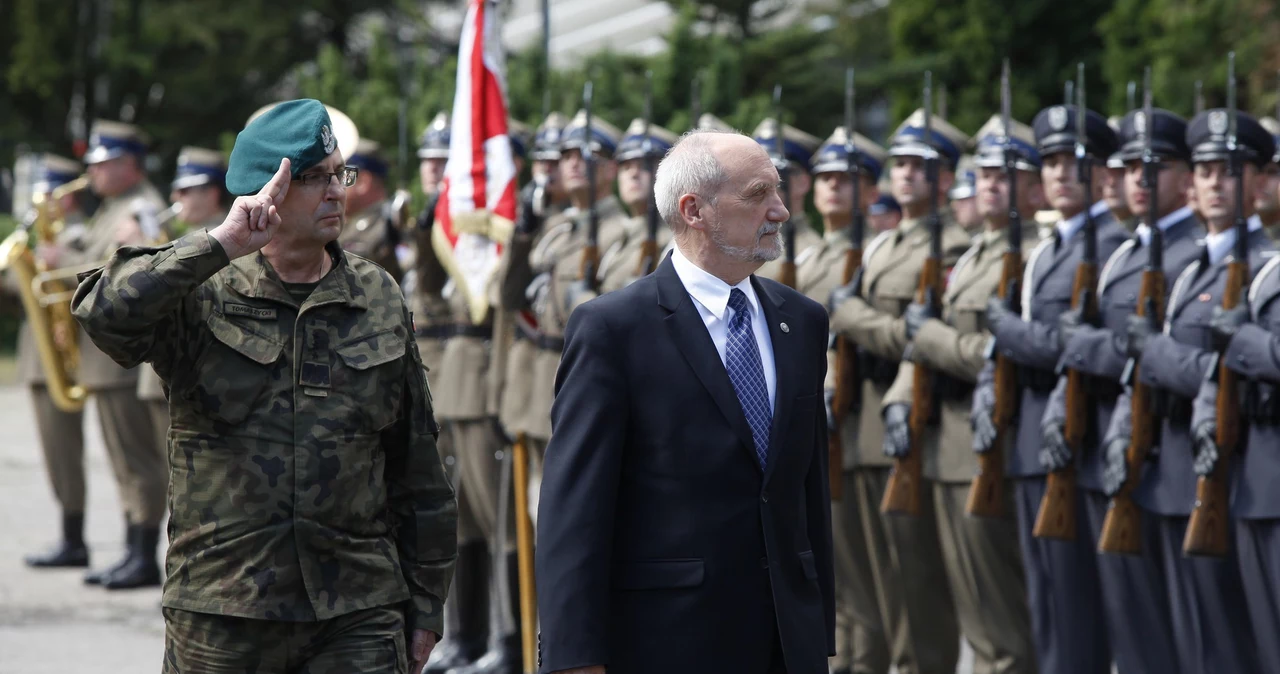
670, 244, 778, 412
1204, 213, 1264, 266
1055, 200, 1114, 242
1135, 205, 1195, 248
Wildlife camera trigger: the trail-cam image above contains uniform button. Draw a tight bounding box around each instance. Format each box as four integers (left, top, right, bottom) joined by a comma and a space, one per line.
761, 492, 769, 503
1074, 354, 1083, 363
1127, 293, 1136, 302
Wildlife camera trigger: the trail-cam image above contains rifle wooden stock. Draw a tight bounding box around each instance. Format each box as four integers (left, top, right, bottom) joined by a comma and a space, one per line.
1034, 262, 1096, 539
579, 243, 600, 290
778, 259, 798, 290
512, 432, 539, 673
967, 250, 1024, 517
882, 256, 941, 516
635, 238, 659, 278
829, 246, 863, 501
1098, 269, 1166, 554
1184, 259, 1247, 557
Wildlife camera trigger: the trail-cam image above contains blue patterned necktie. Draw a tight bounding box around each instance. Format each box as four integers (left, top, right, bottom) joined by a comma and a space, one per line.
725, 288, 773, 467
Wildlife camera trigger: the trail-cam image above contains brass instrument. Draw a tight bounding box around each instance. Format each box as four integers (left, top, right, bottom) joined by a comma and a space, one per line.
0, 176, 92, 412
30, 201, 181, 306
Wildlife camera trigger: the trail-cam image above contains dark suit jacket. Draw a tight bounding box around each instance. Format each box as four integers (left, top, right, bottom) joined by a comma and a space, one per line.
534, 254, 835, 674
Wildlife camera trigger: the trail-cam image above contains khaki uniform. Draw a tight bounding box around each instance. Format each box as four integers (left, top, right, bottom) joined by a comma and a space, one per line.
597, 214, 671, 293
339, 200, 403, 282
14, 213, 88, 515
830, 213, 970, 674
138, 211, 228, 455
496, 197, 630, 502
74, 228, 457, 635
60, 181, 167, 527
882, 224, 1039, 673
790, 226, 906, 674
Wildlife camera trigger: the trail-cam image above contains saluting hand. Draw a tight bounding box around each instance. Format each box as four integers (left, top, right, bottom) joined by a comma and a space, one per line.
209, 158, 291, 260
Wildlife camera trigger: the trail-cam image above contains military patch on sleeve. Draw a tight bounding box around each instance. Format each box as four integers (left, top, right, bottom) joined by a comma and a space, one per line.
224, 303, 278, 320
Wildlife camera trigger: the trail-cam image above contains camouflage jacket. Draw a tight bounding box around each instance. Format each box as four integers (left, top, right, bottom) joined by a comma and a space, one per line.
71, 229, 457, 634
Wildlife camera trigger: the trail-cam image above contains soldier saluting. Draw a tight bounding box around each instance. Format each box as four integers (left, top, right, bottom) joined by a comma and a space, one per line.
73, 99, 458, 673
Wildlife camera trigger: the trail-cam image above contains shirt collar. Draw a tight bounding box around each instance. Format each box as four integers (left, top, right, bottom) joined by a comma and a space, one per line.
1205, 215, 1264, 266
671, 243, 761, 321
1055, 200, 1111, 242
1135, 205, 1195, 247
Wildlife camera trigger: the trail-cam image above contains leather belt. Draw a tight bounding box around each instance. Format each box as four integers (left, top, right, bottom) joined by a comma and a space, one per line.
859, 352, 899, 386
1019, 366, 1058, 393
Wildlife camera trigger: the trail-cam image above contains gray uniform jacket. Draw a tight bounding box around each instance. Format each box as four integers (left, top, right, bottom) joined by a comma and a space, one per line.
988, 203, 1128, 478
1105, 228, 1273, 516
1192, 244, 1280, 519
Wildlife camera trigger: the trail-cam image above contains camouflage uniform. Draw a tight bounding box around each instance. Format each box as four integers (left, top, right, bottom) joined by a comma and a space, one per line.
73, 228, 458, 663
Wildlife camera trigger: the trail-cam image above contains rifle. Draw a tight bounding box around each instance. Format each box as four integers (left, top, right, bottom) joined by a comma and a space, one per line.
774, 84, 798, 289
636, 71, 660, 277
1033, 64, 1095, 538
829, 67, 862, 502
969, 60, 1020, 517
1194, 80, 1205, 116
691, 73, 702, 128
883, 71, 940, 516
1185, 52, 1244, 557
1099, 67, 1165, 555
579, 81, 601, 291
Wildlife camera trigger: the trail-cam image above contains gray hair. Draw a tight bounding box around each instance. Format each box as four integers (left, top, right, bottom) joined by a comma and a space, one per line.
654, 129, 735, 233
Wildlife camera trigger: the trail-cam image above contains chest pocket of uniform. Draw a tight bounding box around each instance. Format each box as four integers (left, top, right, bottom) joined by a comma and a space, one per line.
192, 312, 285, 426
951, 294, 986, 334
333, 329, 407, 433
873, 272, 919, 316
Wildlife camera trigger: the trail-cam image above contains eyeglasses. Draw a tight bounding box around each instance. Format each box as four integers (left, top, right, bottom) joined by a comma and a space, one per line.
294, 166, 359, 188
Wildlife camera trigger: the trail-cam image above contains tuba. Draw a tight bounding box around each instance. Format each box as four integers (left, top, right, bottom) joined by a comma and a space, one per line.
0, 176, 92, 412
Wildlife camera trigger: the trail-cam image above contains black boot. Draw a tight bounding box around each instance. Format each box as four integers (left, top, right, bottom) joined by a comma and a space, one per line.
24, 512, 90, 568
103, 525, 162, 589
425, 542, 490, 673
449, 552, 523, 674
85, 517, 132, 585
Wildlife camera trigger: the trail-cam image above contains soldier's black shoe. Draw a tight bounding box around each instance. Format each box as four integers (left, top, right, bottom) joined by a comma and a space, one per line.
24, 540, 90, 568
25, 513, 89, 568
447, 635, 520, 674
103, 526, 161, 590
86, 516, 132, 585
424, 640, 486, 674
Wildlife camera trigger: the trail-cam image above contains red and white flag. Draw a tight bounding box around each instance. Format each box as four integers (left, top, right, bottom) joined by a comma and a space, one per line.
432, 0, 517, 325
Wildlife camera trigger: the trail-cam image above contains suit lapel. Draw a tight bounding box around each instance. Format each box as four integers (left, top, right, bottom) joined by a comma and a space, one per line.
753, 276, 794, 482
655, 256, 762, 471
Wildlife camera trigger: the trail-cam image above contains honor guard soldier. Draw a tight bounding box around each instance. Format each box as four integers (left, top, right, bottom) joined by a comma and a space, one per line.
1256, 117, 1280, 239
47, 120, 170, 590
20, 154, 92, 570
419, 122, 531, 674
1026, 104, 1198, 674
827, 108, 972, 674
1098, 109, 1273, 674
949, 158, 981, 233
524, 112, 570, 219
695, 113, 734, 132
753, 118, 821, 282
1192, 118, 1280, 674
138, 146, 232, 481
74, 98, 458, 673
413, 112, 454, 378
497, 109, 627, 478
982, 101, 1129, 674
884, 114, 1043, 674
595, 118, 677, 292
339, 139, 404, 281
807, 126, 892, 674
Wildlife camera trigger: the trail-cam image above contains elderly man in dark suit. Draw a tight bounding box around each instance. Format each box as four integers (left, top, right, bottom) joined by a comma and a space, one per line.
534, 129, 835, 674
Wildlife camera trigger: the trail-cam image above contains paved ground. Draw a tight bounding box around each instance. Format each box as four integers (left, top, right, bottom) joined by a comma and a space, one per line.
0, 387, 166, 674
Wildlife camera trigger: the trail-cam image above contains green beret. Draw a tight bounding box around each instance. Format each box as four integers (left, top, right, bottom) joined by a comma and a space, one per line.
227, 99, 339, 196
